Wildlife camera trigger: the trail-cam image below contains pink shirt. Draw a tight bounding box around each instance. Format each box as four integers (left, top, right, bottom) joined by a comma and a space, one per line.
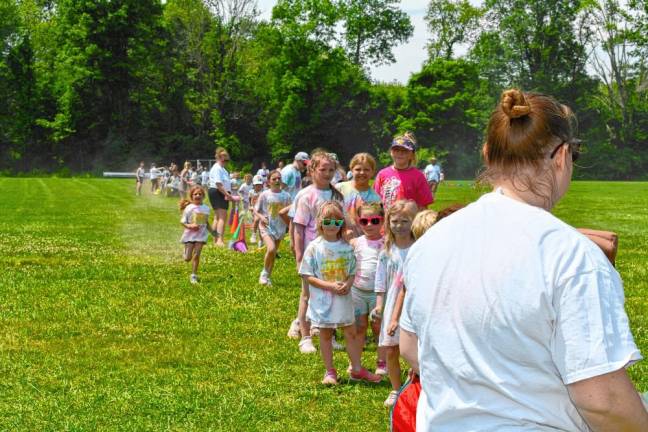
373, 166, 434, 209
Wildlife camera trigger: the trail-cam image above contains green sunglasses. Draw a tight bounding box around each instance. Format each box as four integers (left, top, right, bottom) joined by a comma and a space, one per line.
322, 218, 344, 227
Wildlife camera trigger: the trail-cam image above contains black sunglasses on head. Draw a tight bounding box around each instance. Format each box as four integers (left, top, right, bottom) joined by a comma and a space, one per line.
549, 139, 580, 163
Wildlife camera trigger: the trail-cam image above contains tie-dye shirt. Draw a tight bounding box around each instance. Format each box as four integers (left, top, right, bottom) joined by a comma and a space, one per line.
292, 185, 342, 247
352, 235, 384, 291
299, 237, 356, 328
336, 181, 381, 234
255, 189, 291, 239
375, 245, 410, 346
180, 204, 211, 243
373, 166, 433, 209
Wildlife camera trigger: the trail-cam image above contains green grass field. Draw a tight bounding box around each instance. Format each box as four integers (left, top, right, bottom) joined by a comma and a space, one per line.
1, 178, 646, 431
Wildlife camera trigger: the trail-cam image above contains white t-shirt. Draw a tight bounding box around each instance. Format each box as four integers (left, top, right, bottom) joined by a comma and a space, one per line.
281, 164, 302, 200
208, 163, 231, 192
401, 189, 641, 432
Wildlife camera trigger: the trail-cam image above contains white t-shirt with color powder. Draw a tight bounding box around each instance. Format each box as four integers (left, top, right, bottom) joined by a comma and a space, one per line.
255, 189, 291, 240
180, 204, 211, 243
401, 189, 642, 432
292, 186, 338, 247
281, 164, 302, 200
208, 163, 231, 192
352, 235, 384, 291
299, 237, 356, 328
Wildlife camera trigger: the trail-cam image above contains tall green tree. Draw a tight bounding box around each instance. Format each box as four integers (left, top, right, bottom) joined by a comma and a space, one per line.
425, 0, 482, 61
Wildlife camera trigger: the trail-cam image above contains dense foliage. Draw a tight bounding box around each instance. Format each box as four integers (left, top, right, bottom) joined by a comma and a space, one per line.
0, 0, 646, 179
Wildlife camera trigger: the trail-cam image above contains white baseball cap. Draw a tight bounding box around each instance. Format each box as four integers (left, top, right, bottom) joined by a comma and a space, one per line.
252, 175, 264, 185
295, 152, 310, 164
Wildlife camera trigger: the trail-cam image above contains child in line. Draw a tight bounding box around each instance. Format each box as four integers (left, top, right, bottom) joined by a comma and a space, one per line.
349, 202, 388, 376
179, 186, 212, 284
249, 175, 264, 246
374, 132, 433, 210
255, 170, 292, 285
336, 152, 382, 237
299, 201, 382, 385
291, 151, 346, 354
371, 199, 418, 407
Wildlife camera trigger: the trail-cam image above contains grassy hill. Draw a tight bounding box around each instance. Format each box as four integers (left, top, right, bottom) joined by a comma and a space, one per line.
1, 178, 646, 430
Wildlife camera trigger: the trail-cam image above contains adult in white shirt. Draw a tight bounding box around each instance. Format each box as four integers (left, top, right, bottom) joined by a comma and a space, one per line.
400, 89, 647, 432
208, 147, 233, 247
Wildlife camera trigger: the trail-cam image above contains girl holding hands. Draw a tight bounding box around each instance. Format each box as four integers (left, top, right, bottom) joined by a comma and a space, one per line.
299, 201, 382, 385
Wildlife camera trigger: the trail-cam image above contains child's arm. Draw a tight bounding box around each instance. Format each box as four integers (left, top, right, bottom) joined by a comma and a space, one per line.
279, 204, 291, 226
293, 223, 306, 264
370, 253, 386, 319
387, 286, 406, 336
304, 275, 344, 294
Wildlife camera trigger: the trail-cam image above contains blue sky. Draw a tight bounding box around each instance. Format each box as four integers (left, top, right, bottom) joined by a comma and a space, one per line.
256, 0, 430, 84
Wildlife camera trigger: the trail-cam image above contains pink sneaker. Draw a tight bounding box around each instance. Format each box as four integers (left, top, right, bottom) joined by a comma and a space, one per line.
350, 367, 382, 383
375, 360, 388, 376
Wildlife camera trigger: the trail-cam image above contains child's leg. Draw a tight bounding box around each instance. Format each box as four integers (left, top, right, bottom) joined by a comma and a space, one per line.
261, 234, 277, 274
191, 242, 204, 274
183, 243, 194, 262
298, 278, 311, 338
342, 324, 363, 371
318, 328, 335, 371
371, 319, 387, 365
386, 345, 401, 390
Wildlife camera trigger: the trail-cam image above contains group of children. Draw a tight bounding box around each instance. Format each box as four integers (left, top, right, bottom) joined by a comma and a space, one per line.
176, 132, 445, 408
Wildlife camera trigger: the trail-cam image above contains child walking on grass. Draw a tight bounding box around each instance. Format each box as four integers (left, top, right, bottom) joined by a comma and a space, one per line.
349, 202, 388, 376
254, 170, 291, 286
179, 186, 212, 284
299, 201, 383, 385
371, 199, 418, 406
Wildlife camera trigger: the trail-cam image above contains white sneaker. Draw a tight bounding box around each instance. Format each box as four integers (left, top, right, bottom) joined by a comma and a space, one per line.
189, 274, 199, 284
331, 336, 344, 351
287, 319, 301, 339
259, 271, 270, 285
250, 233, 257, 243
375, 361, 388, 376
384, 390, 399, 407
299, 337, 317, 354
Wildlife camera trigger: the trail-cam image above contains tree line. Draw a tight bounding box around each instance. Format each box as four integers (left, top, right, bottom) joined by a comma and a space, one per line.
1, 0, 646, 179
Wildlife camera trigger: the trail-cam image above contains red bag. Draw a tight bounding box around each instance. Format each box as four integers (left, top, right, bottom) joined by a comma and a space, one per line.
391, 373, 421, 432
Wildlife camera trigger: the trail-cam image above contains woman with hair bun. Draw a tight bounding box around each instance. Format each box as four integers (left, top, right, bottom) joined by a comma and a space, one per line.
399, 89, 647, 431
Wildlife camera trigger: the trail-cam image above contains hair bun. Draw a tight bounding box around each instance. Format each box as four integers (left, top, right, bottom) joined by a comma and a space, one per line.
501, 89, 531, 119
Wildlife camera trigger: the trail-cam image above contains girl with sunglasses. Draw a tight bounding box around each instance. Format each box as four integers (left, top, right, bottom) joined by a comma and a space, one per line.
349, 202, 388, 377
289, 151, 345, 354
371, 199, 418, 407
299, 201, 382, 385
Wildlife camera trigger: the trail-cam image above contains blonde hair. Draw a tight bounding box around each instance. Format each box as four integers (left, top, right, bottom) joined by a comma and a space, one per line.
244, 173, 253, 183
349, 152, 377, 173
412, 209, 438, 240
215, 147, 229, 159
316, 201, 346, 240
384, 199, 418, 253
357, 202, 384, 218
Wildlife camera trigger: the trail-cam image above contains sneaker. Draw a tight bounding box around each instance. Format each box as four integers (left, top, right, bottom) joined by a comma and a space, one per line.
331, 336, 344, 351
321, 370, 338, 385
350, 367, 382, 384
311, 326, 320, 337
287, 319, 301, 339
384, 390, 399, 407
250, 233, 257, 243
375, 360, 388, 376
298, 337, 317, 354
259, 271, 270, 285
189, 274, 199, 284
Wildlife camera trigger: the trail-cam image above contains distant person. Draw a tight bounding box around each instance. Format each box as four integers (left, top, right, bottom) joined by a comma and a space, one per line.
276, 160, 285, 170
179, 161, 192, 198
400, 89, 647, 431
135, 161, 145, 195
149, 163, 161, 194
423, 157, 443, 196
374, 132, 433, 210
179, 186, 212, 284
208, 147, 234, 247
256, 162, 270, 184
281, 152, 309, 200
249, 175, 265, 247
